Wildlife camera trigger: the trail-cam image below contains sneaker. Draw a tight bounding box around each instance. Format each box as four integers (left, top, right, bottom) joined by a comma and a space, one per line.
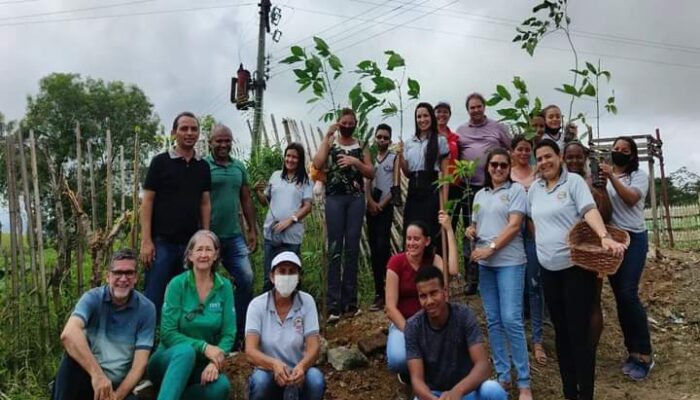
369, 298, 384, 312
327, 312, 341, 324
621, 355, 636, 375
463, 282, 479, 296
627, 356, 654, 381
133, 379, 153, 395
397, 372, 410, 385
343, 305, 362, 318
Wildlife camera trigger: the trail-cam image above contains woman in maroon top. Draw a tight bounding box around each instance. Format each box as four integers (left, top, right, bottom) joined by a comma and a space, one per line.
384, 211, 458, 377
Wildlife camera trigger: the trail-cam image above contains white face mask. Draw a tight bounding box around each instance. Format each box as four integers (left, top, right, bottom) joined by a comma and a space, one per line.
274, 274, 299, 298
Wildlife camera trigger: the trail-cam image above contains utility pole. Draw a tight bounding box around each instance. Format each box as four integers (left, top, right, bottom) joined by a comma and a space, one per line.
252, 0, 272, 154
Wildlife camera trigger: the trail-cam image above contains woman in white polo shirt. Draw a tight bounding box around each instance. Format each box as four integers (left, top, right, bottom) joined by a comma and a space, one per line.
245, 251, 324, 400
528, 139, 626, 400
600, 136, 654, 381
466, 148, 532, 399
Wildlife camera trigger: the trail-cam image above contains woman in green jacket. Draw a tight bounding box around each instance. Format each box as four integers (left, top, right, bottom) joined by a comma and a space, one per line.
147, 230, 235, 399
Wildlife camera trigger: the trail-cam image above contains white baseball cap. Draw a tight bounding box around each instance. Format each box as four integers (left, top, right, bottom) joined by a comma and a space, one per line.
271, 251, 302, 271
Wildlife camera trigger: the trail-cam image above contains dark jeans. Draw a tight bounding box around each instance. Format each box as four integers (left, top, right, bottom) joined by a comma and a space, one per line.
367, 204, 394, 301
325, 194, 365, 313
263, 239, 302, 291
52, 354, 137, 400
542, 266, 596, 400
144, 238, 187, 315
220, 235, 254, 344
609, 230, 652, 355
523, 228, 544, 344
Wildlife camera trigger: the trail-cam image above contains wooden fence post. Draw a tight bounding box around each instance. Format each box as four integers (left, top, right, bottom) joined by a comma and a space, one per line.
75, 122, 84, 292
4, 132, 20, 331
106, 122, 114, 228
130, 129, 140, 250
87, 141, 98, 231
120, 145, 126, 215
17, 130, 38, 293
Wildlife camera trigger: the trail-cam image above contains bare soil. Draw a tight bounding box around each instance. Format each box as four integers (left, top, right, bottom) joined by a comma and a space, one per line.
144, 248, 700, 399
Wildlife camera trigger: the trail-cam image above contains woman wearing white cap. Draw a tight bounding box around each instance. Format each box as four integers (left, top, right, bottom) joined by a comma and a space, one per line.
245, 251, 325, 400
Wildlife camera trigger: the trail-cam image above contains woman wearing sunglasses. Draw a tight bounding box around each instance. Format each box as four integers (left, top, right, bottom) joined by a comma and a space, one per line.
147, 230, 235, 400
465, 148, 533, 399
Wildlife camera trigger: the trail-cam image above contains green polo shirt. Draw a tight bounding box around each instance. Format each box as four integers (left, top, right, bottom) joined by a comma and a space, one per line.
159, 270, 237, 360
205, 155, 249, 238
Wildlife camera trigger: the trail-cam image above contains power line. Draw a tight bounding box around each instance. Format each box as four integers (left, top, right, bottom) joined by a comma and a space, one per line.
0, 2, 256, 28
350, 0, 700, 55
0, 0, 38, 5
0, 0, 153, 22
268, 4, 700, 80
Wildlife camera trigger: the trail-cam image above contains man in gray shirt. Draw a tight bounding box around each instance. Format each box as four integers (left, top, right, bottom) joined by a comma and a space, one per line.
405, 265, 506, 400
365, 123, 397, 311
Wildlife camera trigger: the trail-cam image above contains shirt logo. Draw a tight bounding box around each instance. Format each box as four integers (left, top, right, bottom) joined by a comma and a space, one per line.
293, 316, 304, 335
208, 302, 222, 311
557, 191, 568, 202
500, 194, 509, 203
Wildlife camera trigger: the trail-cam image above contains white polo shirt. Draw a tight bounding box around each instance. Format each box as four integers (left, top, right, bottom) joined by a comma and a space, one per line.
472, 181, 527, 267
245, 290, 320, 368
528, 170, 595, 271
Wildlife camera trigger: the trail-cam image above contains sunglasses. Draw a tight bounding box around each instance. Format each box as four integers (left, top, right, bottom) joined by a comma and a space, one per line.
109, 269, 137, 278
185, 303, 204, 321
489, 161, 510, 170
376, 135, 390, 140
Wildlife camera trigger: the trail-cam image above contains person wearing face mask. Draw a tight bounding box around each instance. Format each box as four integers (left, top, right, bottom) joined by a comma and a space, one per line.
600, 136, 654, 381
313, 108, 374, 323
245, 251, 325, 400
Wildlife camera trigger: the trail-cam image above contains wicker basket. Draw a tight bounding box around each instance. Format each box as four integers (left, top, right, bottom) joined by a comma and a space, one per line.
567, 221, 630, 277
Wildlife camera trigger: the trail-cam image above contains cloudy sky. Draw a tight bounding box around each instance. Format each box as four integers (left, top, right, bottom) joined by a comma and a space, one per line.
1, 0, 699, 227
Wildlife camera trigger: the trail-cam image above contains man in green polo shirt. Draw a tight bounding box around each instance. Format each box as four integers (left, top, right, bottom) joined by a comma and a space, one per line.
206, 124, 257, 348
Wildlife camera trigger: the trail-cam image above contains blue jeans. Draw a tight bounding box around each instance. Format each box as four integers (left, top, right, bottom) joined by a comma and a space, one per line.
417, 380, 507, 400
387, 323, 407, 374
248, 367, 325, 400
263, 239, 302, 291
325, 194, 365, 313
608, 230, 652, 355
523, 233, 544, 344
479, 264, 530, 388
220, 235, 253, 343
144, 239, 187, 314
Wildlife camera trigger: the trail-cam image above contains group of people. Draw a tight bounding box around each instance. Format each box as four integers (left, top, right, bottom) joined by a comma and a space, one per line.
53, 113, 324, 400
51, 92, 654, 400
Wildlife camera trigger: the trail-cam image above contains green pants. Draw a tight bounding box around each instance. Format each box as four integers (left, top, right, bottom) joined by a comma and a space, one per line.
147, 343, 230, 400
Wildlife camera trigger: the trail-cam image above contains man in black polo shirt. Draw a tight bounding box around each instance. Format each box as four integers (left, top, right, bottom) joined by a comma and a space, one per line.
140, 111, 211, 313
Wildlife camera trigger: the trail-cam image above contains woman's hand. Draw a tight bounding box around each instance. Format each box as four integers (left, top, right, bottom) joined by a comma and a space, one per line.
288, 364, 306, 386
602, 236, 627, 257
273, 218, 294, 233
272, 360, 292, 387
200, 362, 219, 385
395, 140, 404, 157
599, 162, 613, 179
326, 123, 339, 139
367, 199, 381, 216
203, 344, 226, 369
337, 154, 357, 168
471, 247, 495, 263
465, 225, 476, 241
438, 210, 452, 232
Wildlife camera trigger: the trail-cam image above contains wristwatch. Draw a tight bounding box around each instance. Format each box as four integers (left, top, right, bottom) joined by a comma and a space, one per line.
291, 215, 299, 223
488, 241, 496, 250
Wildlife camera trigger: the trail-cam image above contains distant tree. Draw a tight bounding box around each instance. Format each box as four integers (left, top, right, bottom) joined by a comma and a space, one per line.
647, 167, 700, 207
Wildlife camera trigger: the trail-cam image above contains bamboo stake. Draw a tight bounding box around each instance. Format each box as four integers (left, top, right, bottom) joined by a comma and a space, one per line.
438, 175, 449, 292
75, 122, 84, 292
17, 130, 38, 293
282, 119, 292, 144
4, 133, 20, 329
87, 141, 98, 231
297, 121, 313, 160
106, 122, 114, 228
308, 122, 318, 151
262, 120, 270, 147
120, 145, 126, 214
130, 129, 140, 250
28, 129, 49, 349
270, 114, 281, 145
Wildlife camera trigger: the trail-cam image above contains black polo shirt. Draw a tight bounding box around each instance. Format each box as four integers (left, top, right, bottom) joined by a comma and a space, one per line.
143, 149, 211, 244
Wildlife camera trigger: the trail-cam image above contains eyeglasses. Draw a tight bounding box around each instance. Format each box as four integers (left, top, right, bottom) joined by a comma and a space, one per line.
489, 162, 510, 170
185, 303, 204, 321
376, 135, 390, 140
109, 270, 137, 278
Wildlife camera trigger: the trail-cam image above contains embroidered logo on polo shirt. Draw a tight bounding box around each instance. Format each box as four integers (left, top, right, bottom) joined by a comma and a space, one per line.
557, 191, 568, 202
209, 302, 222, 312
293, 316, 304, 334
500, 194, 509, 203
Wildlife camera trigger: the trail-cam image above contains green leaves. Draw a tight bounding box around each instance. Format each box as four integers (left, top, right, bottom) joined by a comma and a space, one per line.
313, 36, 330, 57
291, 46, 305, 57
371, 76, 396, 94
556, 84, 578, 96
496, 85, 512, 101
407, 78, 420, 99
385, 50, 405, 71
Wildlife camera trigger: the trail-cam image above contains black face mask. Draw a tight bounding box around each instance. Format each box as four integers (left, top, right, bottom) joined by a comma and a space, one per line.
339, 126, 355, 137
611, 151, 631, 167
